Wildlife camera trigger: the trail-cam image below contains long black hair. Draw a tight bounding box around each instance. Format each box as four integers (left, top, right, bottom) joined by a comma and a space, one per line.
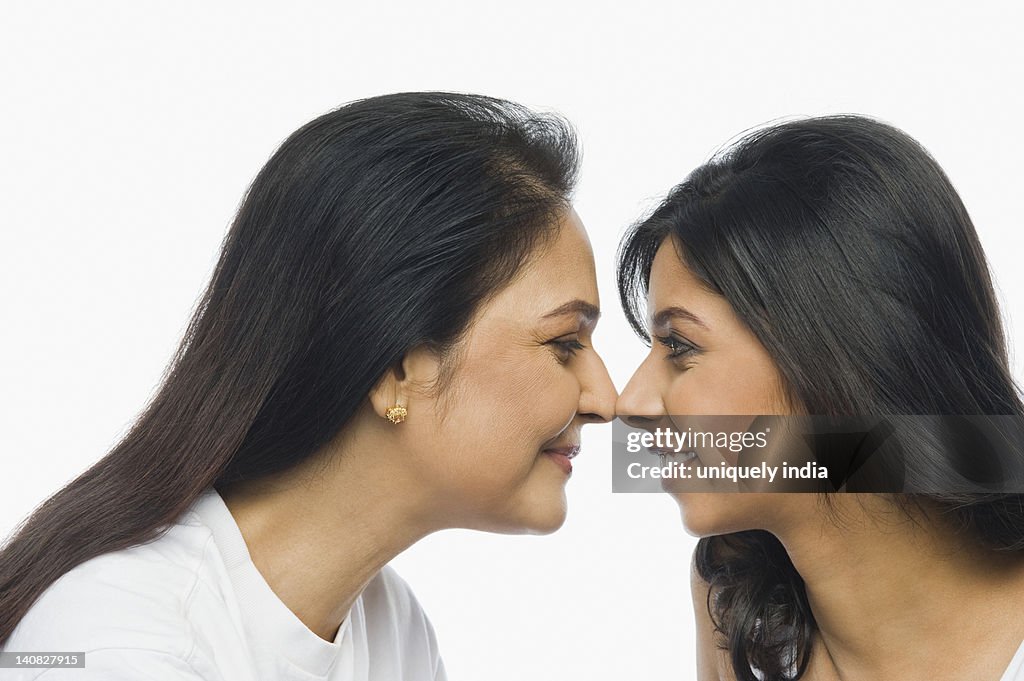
0, 92, 580, 644
617, 115, 1023, 680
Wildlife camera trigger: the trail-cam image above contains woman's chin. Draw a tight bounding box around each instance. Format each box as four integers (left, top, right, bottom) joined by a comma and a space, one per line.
503, 476, 572, 534
514, 495, 569, 535
671, 492, 758, 538
460, 492, 569, 535
525, 510, 568, 535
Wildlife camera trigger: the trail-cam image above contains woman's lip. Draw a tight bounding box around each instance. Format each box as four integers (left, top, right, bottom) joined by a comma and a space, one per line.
543, 445, 580, 459
541, 445, 580, 475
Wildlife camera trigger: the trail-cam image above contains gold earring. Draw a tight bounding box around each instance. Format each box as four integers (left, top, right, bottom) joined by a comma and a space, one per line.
385, 405, 408, 424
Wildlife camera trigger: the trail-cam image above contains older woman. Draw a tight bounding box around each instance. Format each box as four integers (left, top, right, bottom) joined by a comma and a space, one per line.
1, 92, 616, 680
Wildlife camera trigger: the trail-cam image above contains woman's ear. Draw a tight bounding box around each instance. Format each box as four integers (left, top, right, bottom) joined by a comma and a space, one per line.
368, 345, 444, 422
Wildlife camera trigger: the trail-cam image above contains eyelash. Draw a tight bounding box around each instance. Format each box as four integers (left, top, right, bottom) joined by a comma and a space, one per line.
654, 334, 698, 360
550, 338, 586, 363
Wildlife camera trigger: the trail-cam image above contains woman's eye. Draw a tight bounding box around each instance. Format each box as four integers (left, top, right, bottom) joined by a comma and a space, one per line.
550, 338, 586, 362
655, 334, 697, 360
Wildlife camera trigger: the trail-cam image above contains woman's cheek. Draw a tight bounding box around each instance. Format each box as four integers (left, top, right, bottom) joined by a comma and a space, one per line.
664, 375, 694, 415
500, 355, 559, 408
529, 366, 578, 433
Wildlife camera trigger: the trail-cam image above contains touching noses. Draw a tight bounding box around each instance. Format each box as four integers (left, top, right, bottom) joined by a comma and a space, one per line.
616, 353, 664, 429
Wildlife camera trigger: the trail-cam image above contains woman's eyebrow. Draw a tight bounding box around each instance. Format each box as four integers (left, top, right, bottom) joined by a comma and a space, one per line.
542, 300, 601, 323
652, 306, 708, 329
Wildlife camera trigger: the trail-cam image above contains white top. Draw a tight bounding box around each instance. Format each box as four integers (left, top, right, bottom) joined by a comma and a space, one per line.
1003, 640, 1024, 681
4, 489, 447, 681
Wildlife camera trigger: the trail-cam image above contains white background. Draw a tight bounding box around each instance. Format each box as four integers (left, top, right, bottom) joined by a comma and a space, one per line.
2, 2, 1022, 679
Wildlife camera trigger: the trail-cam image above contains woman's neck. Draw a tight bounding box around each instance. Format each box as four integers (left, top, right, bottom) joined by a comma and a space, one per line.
775, 495, 1024, 680
218, 434, 441, 642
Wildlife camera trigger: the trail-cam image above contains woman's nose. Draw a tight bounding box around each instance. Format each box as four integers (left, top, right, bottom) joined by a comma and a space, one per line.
616, 355, 664, 429
578, 352, 618, 424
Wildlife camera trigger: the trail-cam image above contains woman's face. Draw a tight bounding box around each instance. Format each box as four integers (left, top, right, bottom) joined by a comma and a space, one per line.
401, 208, 617, 534
616, 237, 805, 535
